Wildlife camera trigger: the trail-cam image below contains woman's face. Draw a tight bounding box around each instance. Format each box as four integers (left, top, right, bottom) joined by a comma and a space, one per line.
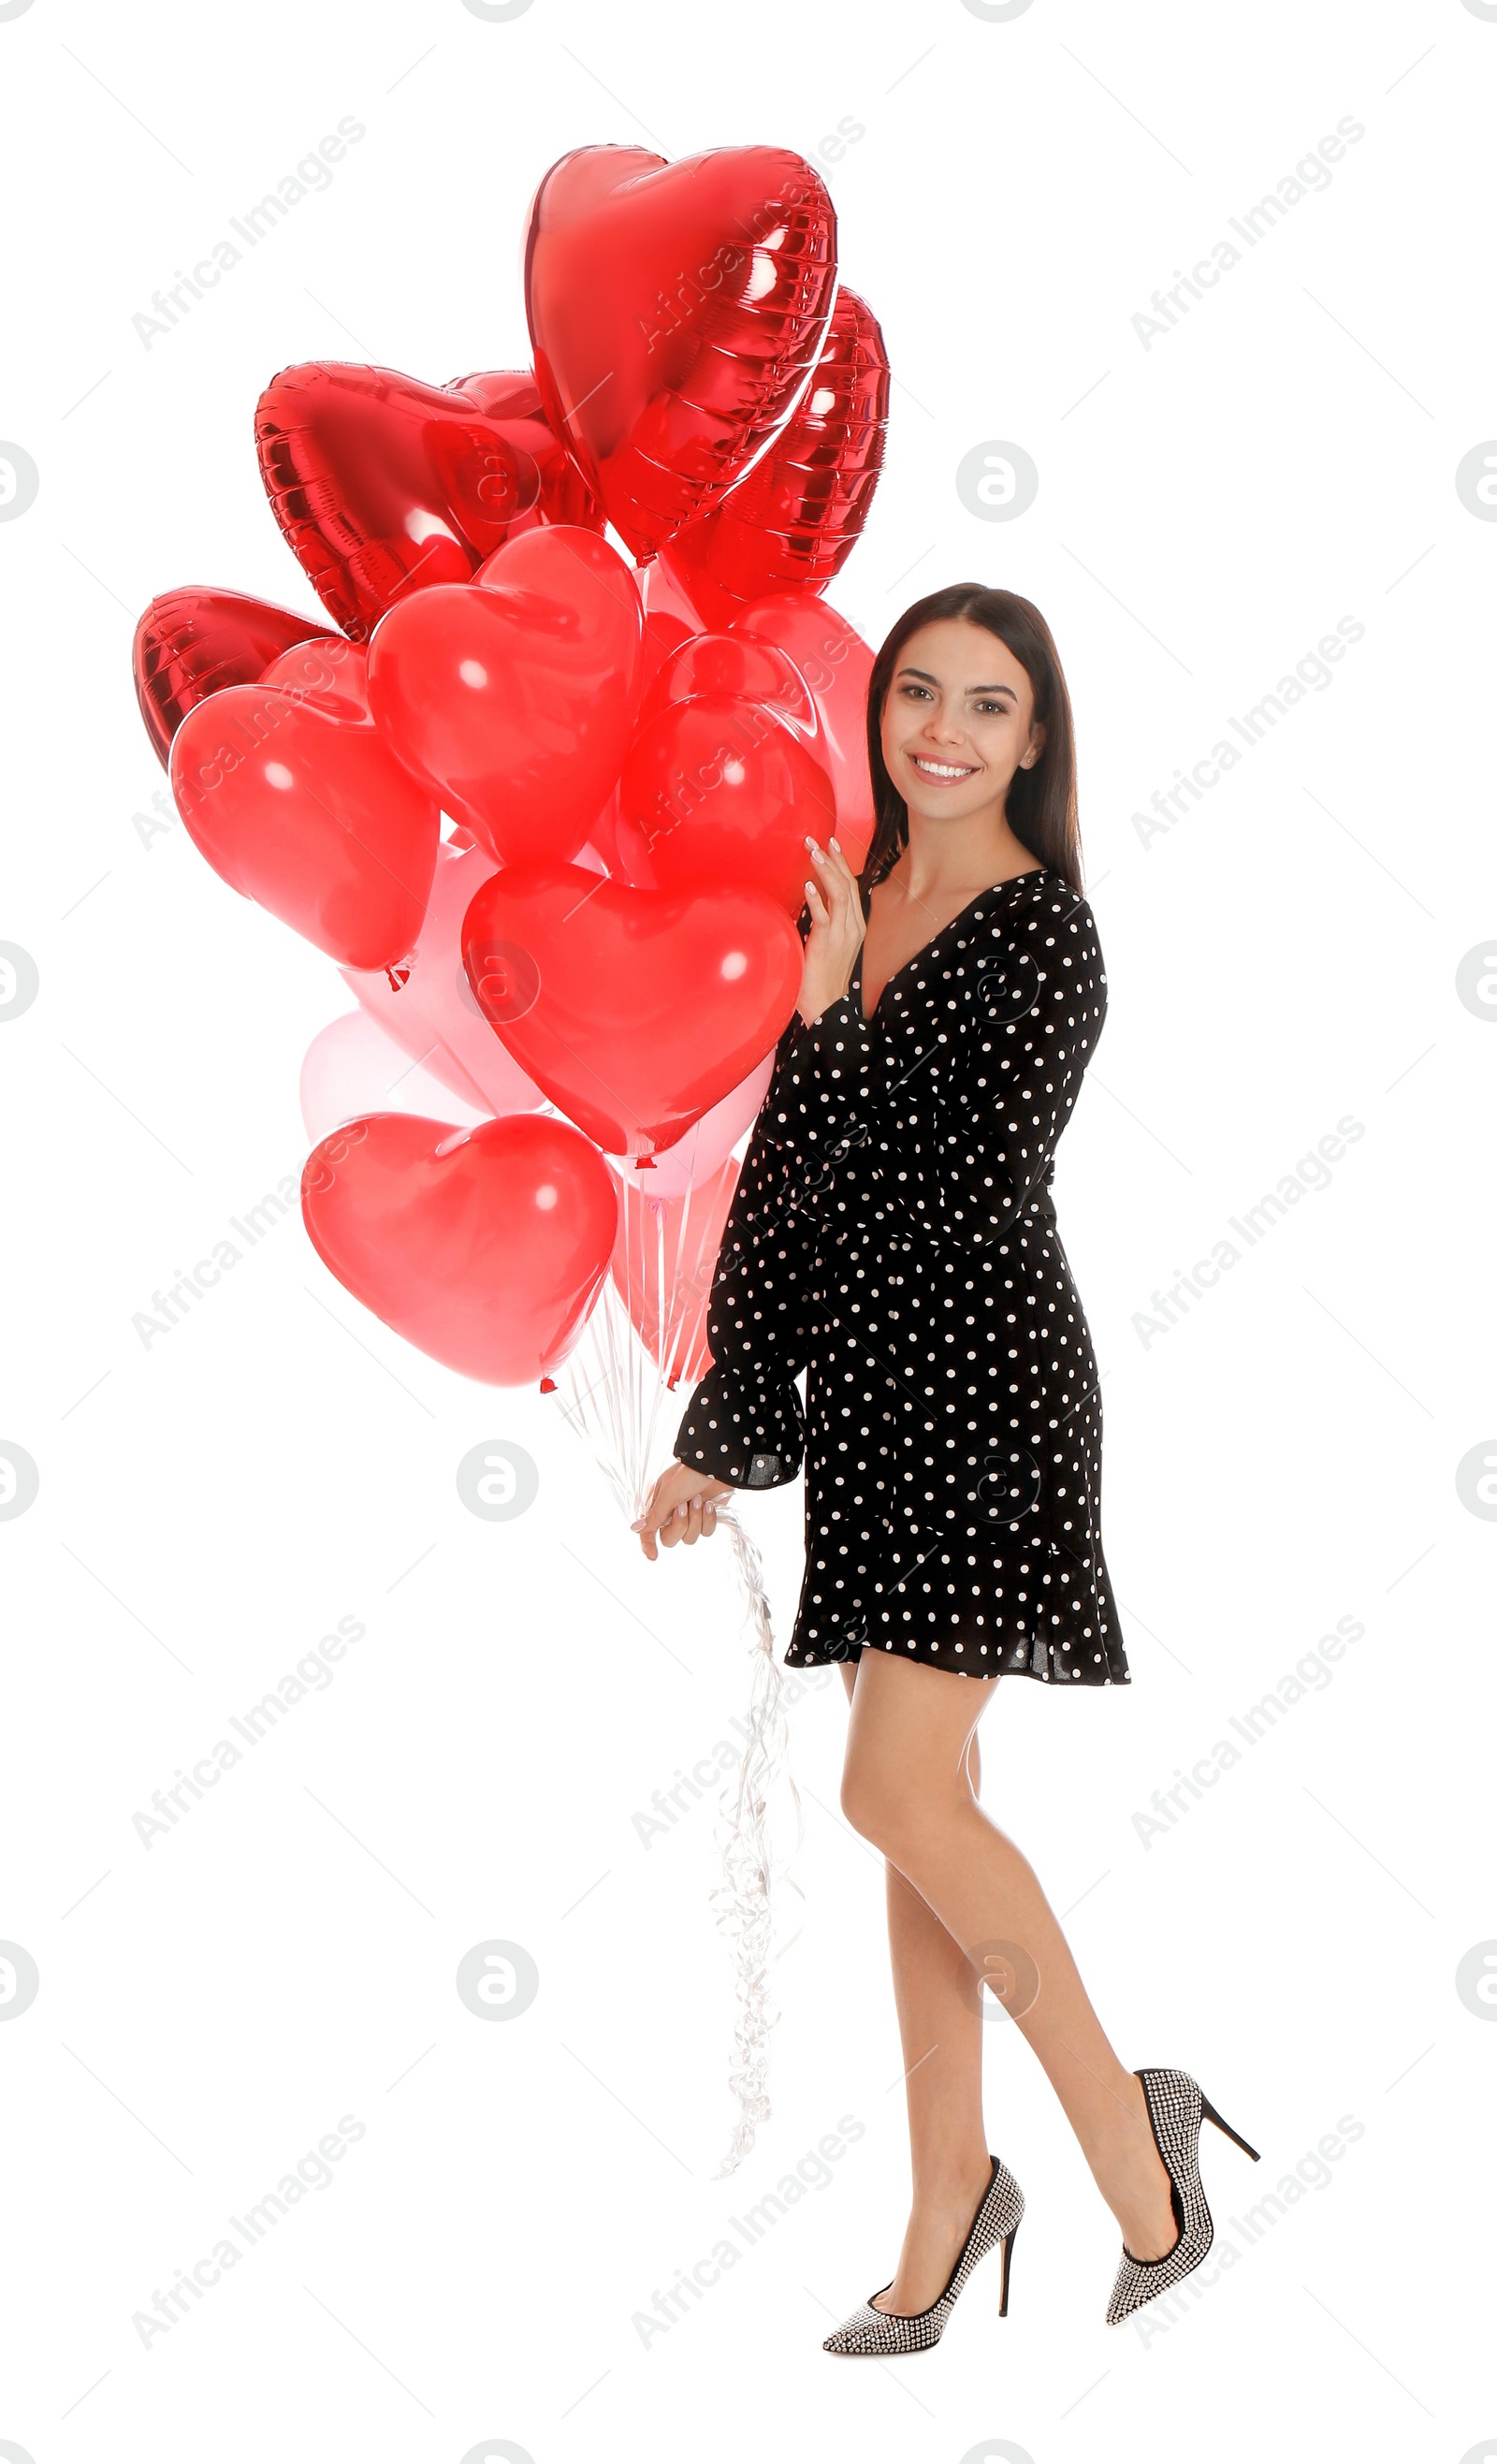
879, 620, 1043, 829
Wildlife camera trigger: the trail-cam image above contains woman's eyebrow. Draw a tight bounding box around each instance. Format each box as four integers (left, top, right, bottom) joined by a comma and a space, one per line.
897, 665, 1016, 696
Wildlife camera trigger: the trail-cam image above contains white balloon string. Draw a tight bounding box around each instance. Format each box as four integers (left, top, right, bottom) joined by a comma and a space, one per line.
548, 1164, 802, 2173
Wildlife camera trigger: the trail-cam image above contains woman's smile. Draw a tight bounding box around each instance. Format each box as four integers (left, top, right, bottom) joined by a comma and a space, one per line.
907, 751, 981, 784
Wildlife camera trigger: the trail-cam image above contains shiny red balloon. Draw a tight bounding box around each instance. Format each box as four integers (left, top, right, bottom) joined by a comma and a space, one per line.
258, 634, 371, 717
169, 681, 440, 970
662, 287, 889, 625
525, 144, 838, 560
444, 367, 603, 532
610, 1156, 740, 1385
460, 862, 804, 1157
301, 1111, 618, 1385
618, 693, 836, 913
636, 629, 816, 736
255, 361, 538, 640
733, 593, 876, 868
133, 587, 339, 766
366, 525, 644, 867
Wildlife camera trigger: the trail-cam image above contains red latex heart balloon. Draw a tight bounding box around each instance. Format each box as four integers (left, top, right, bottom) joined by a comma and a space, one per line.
365, 525, 644, 867
525, 144, 837, 560
443, 368, 603, 532
733, 594, 875, 868
636, 629, 816, 736
662, 287, 890, 626
460, 862, 803, 1157
169, 681, 439, 970
301, 1111, 618, 1385
610, 1155, 740, 1385
255, 361, 537, 640
618, 693, 836, 914
133, 587, 339, 766
258, 634, 371, 717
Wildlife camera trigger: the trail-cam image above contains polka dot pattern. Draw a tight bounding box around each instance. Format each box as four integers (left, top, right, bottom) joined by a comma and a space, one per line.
674, 868, 1128, 1687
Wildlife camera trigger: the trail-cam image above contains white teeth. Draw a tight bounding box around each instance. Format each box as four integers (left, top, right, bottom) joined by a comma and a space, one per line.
913, 757, 974, 779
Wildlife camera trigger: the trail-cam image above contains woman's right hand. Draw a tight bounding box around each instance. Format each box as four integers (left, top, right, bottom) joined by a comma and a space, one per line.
632, 1460, 734, 1560
798, 836, 866, 1026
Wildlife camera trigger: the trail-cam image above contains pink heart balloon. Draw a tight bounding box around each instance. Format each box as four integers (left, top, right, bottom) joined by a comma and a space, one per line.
341, 838, 545, 1119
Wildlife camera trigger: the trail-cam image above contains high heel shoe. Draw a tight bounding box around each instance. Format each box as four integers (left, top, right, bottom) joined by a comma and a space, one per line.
1104, 2066, 1260, 2325
821, 2155, 1024, 2355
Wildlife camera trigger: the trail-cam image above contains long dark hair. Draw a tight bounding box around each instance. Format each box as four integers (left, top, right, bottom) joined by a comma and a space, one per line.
861, 584, 1083, 897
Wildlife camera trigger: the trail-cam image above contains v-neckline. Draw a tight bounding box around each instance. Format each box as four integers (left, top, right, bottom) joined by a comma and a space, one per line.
855, 865, 1049, 1024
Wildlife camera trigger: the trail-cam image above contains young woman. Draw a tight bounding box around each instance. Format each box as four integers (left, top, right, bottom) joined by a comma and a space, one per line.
633, 585, 1257, 2350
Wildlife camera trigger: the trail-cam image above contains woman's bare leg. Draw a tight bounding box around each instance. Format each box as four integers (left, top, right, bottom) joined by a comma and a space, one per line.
837, 1657, 994, 2314
839, 1647, 1175, 2309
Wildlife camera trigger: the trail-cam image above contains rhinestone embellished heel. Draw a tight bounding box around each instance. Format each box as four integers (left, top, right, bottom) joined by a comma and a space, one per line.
1104, 2066, 1260, 2325
821, 2155, 1024, 2355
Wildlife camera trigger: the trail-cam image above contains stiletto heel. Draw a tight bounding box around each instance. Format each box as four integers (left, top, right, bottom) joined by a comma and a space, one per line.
1104, 2067, 1260, 2326
821, 2155, 1024, 2355
997, 2216, 1019, 2318
1199, 2093, 1261, 2164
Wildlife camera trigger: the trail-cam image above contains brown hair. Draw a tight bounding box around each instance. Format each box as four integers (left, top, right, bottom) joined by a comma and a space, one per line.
861, 584, 1083, 897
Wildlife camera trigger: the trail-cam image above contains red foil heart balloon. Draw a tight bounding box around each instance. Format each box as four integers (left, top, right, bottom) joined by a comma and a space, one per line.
524, 144, 838, 560
255, 361, 538, 640
443, 367, 603, 533
301, 1111, 619, 1385
732, 593, 876, 868
365, 525, 644, 867
662, 287, 890, 625
609, 1155, 741, 1385
460, 862, 804, 1157
618, 693, 836, 914
133, 587, 339, 766
169, 680, 440, 970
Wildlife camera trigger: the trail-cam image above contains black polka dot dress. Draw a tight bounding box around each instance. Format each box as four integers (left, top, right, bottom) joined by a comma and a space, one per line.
674, 868, 1128, 1685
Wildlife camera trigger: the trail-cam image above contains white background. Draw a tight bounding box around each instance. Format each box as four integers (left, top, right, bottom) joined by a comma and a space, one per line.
1, 1, 1493, 2458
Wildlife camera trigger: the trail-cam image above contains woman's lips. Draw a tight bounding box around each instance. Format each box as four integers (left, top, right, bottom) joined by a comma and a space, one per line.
908, 752, 979, 783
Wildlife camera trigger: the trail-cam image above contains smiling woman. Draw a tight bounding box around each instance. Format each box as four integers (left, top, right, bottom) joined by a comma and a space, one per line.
636, 580, 1261, 2352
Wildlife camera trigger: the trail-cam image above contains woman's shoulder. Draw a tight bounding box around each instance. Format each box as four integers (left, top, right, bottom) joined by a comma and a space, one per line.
968, 866, 1102, 943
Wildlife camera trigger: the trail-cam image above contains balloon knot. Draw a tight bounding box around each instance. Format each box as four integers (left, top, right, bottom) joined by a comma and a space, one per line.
538, 1376, 557, 1394
385, 964, 412, 991
634, 1154, 657, 1170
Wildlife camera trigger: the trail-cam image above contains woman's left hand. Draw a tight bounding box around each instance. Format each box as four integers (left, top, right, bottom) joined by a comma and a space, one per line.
798, 836, 865, 1025
632, 1459, 734, 1560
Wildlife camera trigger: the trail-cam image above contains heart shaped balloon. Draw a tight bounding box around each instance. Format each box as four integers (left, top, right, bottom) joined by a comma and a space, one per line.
301, 1111, 619, 1385
443, 367, 603, 532
133, 587, 339, 766
258, 634, 371, 717
169, 680, 440, 970
341, 838, 545, 1119
618, 693, 836, 913
733, 593, 875, 868
662, 287, 890, 625
460, 862, 803, 1157
525, 144, 838, 559
299, 1010, 491, 1149
255, 361, 538, 640
610, 1155, 741, 1385
366, 524, 645, 867
609, 1051, 773, 1196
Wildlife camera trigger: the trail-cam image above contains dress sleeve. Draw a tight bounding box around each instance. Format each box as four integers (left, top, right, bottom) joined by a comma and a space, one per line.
754, 883, 1109, 1253
670, 1084, 821, 1491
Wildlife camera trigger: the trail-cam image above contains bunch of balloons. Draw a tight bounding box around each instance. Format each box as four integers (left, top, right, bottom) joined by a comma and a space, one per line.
132, 141, 890, 1426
